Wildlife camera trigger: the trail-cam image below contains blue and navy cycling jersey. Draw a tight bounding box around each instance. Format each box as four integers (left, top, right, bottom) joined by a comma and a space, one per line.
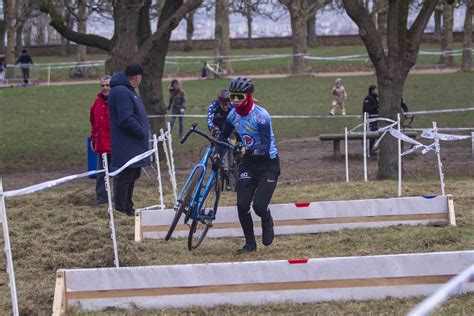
220, 104, 278, 159
207, 100, 234, 131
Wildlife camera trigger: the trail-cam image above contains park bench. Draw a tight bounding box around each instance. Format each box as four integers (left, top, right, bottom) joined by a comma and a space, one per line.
319, 130, 418, 157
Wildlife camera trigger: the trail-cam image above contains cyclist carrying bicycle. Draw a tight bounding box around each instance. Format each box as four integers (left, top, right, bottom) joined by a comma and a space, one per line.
215, 77, 280, 254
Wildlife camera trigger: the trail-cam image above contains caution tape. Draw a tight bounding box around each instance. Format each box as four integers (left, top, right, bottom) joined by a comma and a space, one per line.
2, 169, 104, 198
109, 149, 155, 177
420, 130, 472, 141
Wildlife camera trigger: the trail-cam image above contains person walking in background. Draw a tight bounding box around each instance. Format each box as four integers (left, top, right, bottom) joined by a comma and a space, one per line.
0, 54, 6, 85
89, 75, 112, 205
363, 85, 380, 155
330, 78, 347, 116
108, 63, 150, 216
167, 79, 187, 138
15, 49, 34, 86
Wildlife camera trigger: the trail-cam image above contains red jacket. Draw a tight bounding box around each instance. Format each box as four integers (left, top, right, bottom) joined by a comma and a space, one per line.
90, 93, 111, 154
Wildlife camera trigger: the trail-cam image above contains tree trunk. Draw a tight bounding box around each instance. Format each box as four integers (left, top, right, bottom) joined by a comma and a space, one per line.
289, 6, 307, 74
184, 10, 194, 52
5, 0, 16, 66
461, 0, 473, 71
434, 8, 442, 40
376, 67, 408, 179
76, 0, 88, 62
15, 22, 23, 56
215, 0, 231, 72
0, 20, 6, 54
105, 2, 140, 73
439, 3, 454, 66
307, 13, 317, 48
376, 1, 388, 46
246, 6, 253, 49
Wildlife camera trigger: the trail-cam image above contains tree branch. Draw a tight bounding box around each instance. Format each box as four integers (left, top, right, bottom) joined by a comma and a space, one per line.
133, 0, 203, 64
39, 0, 113, 51
407, 0, 437, 58
342, 0, 387, 71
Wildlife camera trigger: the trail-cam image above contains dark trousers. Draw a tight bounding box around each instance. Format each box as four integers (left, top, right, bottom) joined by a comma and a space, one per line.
369, 123, 379, 153
113, 167, 141, 212
96, 154, 111, 204
169, 116, 184, 137
236, 157, 280, 246
21, 67, 29, 85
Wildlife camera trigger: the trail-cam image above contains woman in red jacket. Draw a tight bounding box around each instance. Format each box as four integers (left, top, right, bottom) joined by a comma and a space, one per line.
90, 75, 112, 205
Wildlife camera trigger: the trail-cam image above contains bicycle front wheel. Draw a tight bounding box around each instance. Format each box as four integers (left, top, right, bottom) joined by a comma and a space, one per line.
187, 176, 219, 250
165, 167, 202, 241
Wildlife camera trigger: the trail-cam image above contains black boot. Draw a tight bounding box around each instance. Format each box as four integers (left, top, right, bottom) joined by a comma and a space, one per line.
236, 242, 257, 254
261, 215, 274, 246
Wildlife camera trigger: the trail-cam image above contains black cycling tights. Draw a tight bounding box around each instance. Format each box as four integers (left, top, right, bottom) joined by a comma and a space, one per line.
236, 157, 280, 245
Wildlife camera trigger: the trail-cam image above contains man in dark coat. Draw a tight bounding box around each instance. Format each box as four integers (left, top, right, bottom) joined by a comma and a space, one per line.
15, 49, 34, 86
362, 85, 379, 155
108, 63, 150, 216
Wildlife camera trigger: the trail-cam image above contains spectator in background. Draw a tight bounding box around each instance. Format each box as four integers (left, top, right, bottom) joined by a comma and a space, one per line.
0, 54, 6, 85
330, 78, 347, 116
363, 85, 380, 155
167, 79, 187, 138
108, 63, 150, 216
15, 49, 34, 86
90, 75, 112, 205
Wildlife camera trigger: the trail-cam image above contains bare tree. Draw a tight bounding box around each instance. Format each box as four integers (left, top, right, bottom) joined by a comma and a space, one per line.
215, 0, 231, 72
40, 0, 203, 133
279, 0, 331, 74
0, 2, 5, 53
342, 0, 441, 179
461, 0, 473, 70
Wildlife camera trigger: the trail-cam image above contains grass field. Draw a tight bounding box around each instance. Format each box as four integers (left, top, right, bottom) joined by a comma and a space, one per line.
1, 71, 473, 173
26, 42, 470, 82
0, 69, 473, 314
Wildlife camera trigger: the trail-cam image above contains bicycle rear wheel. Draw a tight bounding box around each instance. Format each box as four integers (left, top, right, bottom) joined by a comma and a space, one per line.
165, 167, 202, 241
187, 176, 219, 250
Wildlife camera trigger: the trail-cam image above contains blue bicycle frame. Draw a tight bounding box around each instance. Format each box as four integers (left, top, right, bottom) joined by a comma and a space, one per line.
178, 146, 219, 223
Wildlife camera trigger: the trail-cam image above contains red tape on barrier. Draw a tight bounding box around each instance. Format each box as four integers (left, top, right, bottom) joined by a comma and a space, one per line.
295, 202, 310, 207
288, 259, 309, 264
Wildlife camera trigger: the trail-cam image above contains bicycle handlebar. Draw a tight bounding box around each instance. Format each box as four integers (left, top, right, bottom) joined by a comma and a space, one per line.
180, 122, 236, 151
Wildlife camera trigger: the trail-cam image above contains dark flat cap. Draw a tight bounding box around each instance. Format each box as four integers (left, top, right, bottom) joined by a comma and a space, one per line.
125, 63, 143, 76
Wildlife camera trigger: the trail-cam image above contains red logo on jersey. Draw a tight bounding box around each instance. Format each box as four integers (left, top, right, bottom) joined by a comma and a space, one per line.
242, 134, 255, 146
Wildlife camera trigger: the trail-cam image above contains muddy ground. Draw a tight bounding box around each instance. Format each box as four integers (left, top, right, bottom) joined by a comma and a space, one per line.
3, 137, 472, 194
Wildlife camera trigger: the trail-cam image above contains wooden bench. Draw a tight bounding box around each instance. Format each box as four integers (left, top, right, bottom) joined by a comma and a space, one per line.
319, 131, 418, 157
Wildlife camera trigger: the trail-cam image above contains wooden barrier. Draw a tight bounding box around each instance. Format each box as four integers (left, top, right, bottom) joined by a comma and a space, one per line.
135, 195, 455, 242
52, 251, 474, 314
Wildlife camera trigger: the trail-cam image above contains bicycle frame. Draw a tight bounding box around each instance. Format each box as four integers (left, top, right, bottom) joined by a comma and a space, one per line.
177, 146, 219, 223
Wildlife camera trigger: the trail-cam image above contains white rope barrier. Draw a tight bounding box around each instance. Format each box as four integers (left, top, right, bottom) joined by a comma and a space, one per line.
3, 169, 104, 198
108, 149, 155, 177
149, 106, 474, 121
102, 154, 120, 268
408, 264, 474, 316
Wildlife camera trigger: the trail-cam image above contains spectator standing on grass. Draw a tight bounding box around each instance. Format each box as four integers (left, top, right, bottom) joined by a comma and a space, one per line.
89, 75, 112, 205
215, 77, 280, 254
363, 85, 380, 155
330, 78, 347, 116
167, 79, 187, 138
0, 54, 6, 84
108, 63, 150, 216
15, 49, 33, 86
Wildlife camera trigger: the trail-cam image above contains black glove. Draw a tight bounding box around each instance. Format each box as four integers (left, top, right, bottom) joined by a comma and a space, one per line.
211, 154, 222, 171
211, 127, 221, 138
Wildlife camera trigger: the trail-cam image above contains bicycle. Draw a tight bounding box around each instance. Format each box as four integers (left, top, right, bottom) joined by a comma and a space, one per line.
69, 62, 99, 79
164, 122, 241, 250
